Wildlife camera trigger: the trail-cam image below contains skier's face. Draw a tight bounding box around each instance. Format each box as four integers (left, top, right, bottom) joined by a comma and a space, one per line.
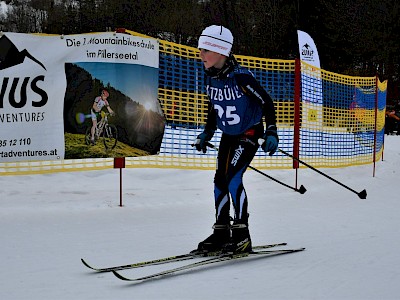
199, 49, 226, 69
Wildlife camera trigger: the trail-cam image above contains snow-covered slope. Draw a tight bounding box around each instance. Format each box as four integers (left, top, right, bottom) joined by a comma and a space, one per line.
1, 136, 399, 300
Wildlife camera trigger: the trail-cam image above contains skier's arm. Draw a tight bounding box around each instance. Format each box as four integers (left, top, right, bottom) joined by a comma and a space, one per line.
194, 100, 216, 153
236, 72, 278, 155
204, 100, 217, 134
235, 73, 276, 127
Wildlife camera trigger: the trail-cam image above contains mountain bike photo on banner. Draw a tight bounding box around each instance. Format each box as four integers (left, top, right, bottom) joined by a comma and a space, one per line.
61, 34, 165, 159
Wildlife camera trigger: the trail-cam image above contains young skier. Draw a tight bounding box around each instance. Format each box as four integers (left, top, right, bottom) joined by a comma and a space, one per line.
193, 25, 279, 254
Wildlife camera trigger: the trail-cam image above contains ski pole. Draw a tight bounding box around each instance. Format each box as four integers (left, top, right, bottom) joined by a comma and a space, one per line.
263, 142, 367, 199
201, 142, 306, 194
247, 165, 307, 194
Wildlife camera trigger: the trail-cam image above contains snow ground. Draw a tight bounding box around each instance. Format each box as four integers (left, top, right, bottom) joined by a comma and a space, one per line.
1, 136, 399, 300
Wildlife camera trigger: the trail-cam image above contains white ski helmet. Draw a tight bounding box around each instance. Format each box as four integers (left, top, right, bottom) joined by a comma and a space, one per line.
198, 25, 233, 57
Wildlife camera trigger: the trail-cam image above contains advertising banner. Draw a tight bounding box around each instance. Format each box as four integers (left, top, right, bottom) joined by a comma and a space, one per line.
297, 30, 323, 126
297, 30, 320, 69
0, 32, 164, 162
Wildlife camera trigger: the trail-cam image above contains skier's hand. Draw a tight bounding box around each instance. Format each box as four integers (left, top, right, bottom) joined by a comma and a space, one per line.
260, 125, 279, 156
194, 130, 214, 153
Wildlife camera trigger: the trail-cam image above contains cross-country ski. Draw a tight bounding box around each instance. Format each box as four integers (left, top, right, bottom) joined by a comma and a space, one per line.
112, 248, 305, 283
81, 243, 287, 273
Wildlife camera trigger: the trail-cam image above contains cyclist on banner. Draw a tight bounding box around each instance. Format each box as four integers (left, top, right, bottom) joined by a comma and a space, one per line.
90, 89, 114, 145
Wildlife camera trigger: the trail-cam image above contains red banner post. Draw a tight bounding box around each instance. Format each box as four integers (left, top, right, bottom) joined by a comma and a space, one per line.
293, 58, 302, 188
373, 75, 378, 177
113, 157, 126, 207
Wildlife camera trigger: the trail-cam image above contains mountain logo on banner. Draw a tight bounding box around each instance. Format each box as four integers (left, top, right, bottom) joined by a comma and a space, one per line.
0, 35, 46, 71
300, 43, 315, 62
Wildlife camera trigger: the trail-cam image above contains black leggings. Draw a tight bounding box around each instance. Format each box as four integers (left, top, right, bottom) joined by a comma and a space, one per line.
213, 123, 263, 225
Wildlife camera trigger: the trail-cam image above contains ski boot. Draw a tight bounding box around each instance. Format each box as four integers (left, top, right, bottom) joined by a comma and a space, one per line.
223, 223, 252, 254
192, 223, 230, 254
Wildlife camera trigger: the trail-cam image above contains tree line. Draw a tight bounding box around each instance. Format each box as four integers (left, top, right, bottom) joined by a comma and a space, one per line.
1, 0, 399, 102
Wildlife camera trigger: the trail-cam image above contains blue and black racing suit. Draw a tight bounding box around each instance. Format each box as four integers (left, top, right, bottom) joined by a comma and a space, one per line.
203, 55, 277, 225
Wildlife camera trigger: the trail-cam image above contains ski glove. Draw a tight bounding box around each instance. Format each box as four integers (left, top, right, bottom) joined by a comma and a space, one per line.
261, 125, 279, 156
194, 129, 215, 153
